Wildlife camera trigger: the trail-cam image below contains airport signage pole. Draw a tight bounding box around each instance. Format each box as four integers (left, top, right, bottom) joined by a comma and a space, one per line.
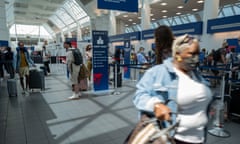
92, 30, 109, 91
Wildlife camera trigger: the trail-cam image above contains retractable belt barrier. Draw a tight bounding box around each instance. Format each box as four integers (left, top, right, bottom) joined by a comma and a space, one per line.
199, 65, 232, 138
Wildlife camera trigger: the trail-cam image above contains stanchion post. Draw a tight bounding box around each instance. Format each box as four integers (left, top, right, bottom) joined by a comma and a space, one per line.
112, 63, 120, 95
208, 73, 230, 138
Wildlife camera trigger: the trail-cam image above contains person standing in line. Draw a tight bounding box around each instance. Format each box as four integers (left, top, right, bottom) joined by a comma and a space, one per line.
64, 41, 82, 100
136, 47, 148, 80
15, 42, 35, 94
42, 46, 51, 75
85, 44, 92, 81
133, 34, 212, 144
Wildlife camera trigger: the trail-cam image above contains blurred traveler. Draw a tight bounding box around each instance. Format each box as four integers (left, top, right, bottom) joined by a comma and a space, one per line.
133, 34, 212, 144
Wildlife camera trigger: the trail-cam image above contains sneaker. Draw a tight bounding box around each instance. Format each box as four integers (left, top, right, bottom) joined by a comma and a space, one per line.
22, 90, 25, 95
68, 93, 80, 100
78, 92, 82, 97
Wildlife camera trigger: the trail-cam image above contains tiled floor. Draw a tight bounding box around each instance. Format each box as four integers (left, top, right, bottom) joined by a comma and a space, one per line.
0, 74, 240, 144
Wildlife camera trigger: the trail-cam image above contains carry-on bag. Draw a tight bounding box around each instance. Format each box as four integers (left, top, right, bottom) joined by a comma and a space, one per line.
7, 79, 17, 97
29, 69, 45, 90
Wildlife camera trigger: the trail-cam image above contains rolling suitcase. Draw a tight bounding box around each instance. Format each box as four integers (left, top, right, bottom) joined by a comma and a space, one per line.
29, 69, 45, 90
7, 79, 17, 97
230, 84, 240, 118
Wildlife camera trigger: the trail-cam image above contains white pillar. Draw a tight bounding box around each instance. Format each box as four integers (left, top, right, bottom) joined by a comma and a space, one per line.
141, 0, 151, 30
77, 24, 82, 41
140, 0, 151, 50
201, 0, 220, 52
116, 19, 125, 34
38, 25, 41, 44
67, 30, 72, 38
61, 31, 65, 42
0, 1, 10, 42
109, 11, 116, 36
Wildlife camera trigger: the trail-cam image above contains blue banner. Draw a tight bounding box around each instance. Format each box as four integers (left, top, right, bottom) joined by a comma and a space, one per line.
97, 0, 138, 12
207, 15, 240, 33
0, 40, 8, 47
92, 30, 109, 91
124, 40, 131, 79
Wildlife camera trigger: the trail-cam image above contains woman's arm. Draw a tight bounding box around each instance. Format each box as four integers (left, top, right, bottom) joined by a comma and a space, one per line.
133, 67, 165, 112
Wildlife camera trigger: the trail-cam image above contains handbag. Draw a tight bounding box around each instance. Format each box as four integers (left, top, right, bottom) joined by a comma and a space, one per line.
78, 64, 89, 81
124, 112, 179, 144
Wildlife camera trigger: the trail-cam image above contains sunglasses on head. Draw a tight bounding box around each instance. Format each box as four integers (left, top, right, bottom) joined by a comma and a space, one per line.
179, 35, 194, 46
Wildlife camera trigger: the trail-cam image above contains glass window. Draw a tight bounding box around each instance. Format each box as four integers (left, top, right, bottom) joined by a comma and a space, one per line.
233, 5, 240, 15
63, 0, 88, 21
56, 8, 74, 25
9, 24, 52, 39
174, 17, 182, 25
188, 14, 197, 22
222, 6, 234, 17
49, 15, 65, 28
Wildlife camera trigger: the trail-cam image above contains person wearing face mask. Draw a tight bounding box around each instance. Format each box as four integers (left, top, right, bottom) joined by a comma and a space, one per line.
15, 41, 35, 94
137, 47, 148, 80
133, 34, 212, 144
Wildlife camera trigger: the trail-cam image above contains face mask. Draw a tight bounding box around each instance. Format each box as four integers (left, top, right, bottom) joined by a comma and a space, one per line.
181, 55, 199, 71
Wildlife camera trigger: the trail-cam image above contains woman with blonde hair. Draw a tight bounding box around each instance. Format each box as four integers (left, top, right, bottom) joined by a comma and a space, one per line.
133, 34, 212, 144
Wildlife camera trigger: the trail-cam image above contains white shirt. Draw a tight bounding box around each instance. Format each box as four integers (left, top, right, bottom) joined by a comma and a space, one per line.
174, 68, 212, 143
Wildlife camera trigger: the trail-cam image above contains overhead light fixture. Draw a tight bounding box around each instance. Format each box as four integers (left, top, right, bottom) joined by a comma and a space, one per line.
162, 10, 167, 13
123, 15, 128, 18
161, 2, 167, 6
150, 13, 154, 16
133, 23, 136, 25
197, 0, 204, 3
151, 18, 156, 21
176, 12, 181, 15
125, 24, 128, 27
128, 19, 133, 21
138, 17, 142, 19
177, 6, 184, 9
163, 15, 167, 18
192, 8, 198, 11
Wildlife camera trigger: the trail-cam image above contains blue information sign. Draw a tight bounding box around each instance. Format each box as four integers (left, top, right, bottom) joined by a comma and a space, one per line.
0, 41, 8, 47
97, 0, 138, 12
124, 40, 131, 79
92, 30, 109, 91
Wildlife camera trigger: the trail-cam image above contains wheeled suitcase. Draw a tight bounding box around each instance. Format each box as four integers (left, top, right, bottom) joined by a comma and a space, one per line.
7, 79, 17, 97
29, 69, 45, 90
230, 84, 240, 118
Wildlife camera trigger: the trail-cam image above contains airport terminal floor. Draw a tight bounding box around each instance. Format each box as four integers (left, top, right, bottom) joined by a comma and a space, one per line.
1, 72, 240, 144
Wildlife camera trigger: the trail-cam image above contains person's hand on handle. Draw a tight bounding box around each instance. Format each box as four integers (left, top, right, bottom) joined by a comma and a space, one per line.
154, 102, 171, 121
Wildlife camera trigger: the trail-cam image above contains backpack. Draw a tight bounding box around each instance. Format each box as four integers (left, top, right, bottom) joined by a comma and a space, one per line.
72, 48, 83, 65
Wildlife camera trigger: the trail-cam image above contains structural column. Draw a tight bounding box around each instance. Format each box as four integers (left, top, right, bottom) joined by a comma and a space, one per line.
109, 11, 116, 36
140, 0, 151, 30
140, 0, 151, 49
0, 0, 10, 42
201, 0, 219, 51
77, 23, 82, 41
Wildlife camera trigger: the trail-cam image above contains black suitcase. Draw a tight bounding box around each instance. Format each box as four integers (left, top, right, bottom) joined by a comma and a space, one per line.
229, 84, 240, 118
29, 69, 45, 90
7, 79, 17, 97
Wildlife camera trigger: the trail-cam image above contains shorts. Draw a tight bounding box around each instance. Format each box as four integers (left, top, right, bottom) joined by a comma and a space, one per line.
19, 67, 29, 78
70, 64, 81, 85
